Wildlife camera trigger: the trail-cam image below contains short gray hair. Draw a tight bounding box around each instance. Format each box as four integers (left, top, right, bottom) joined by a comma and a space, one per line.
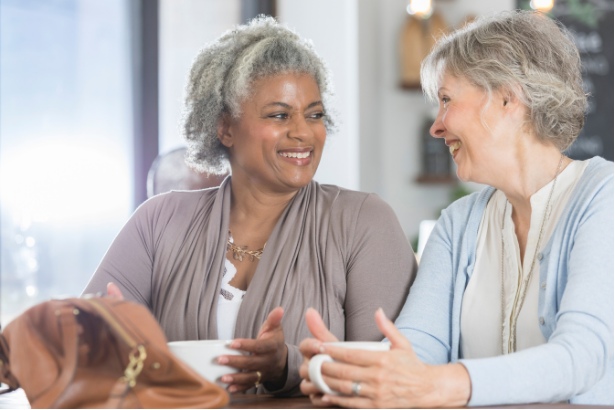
183, 16, 335, 174
421, 10, 587, 151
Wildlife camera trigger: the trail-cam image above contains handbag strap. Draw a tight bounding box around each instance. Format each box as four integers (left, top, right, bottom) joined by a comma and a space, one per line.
0, 333, 19, 393
31, 304, 80, 409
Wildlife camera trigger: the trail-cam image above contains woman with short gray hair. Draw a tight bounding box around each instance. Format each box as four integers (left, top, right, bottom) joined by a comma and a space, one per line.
84, 16, 416, 396
300, 10, 612, 407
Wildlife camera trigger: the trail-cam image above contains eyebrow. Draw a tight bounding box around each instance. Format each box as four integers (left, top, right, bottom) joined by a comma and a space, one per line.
263, 101, 324, 109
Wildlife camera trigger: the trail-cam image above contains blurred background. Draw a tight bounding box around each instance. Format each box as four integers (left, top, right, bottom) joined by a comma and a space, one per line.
1, 0, 612, 325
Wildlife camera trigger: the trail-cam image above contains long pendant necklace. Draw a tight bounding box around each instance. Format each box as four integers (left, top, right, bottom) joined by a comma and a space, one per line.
500, 154, 564, 354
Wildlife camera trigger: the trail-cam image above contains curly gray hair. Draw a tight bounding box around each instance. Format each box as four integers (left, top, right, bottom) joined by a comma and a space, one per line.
421, 10, 587, 151
183, 15, 335, 174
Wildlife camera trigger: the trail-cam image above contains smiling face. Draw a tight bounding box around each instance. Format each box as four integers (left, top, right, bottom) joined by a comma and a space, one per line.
429, 72, 518, 184
219, 72, 327, 194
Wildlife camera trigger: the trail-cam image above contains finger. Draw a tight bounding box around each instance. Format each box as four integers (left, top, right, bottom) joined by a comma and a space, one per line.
257, 307, 284, 338
217, 352, 267, 371
308, 393, 330, 408
106, 282, 124, 300
299, 358, 309, 379
375, 308, 413, 351
299, 337, 324, 359
322, 377, 365, 398
227, 383, 253, 394
222, 370, 261, 388
322, 344, 388, 367
318, 360, 374, 389
300, 379, 323, 396
228, 337, 278, 355
301, 380, 345, 407
305, 307, 338, 342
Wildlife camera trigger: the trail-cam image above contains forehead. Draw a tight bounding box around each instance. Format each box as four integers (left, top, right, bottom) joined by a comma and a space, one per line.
250, 72, 321, 98
438, 72, 483, 96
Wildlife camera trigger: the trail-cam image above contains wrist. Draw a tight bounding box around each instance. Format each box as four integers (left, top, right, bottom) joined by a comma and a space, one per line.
430, 363, 471, 407
264, 344, 289, 391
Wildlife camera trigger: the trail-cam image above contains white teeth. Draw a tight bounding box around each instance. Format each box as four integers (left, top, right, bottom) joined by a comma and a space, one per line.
280, 151, 310, 159
449, 141, 461, 155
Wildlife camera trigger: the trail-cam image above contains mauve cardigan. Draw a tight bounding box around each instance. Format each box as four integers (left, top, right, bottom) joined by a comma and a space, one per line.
84, 178, 417, 395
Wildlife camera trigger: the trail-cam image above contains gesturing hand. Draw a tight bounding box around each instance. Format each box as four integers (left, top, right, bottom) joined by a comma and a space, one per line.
218, 307, 288, 393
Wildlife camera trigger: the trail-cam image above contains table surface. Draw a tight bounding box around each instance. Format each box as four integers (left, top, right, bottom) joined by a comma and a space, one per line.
228, 394, 614, 409
1, 389, 612, 409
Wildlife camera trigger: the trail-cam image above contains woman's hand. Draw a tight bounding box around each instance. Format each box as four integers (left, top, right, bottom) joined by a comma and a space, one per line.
218, 307, 288, 393
299, 308, 340, 405
302, 308, 472, 409
106, 282, 124, 299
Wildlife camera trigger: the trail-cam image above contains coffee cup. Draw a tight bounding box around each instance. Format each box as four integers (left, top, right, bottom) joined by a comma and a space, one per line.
168, 340, 244, 388
308, 341, 391, 395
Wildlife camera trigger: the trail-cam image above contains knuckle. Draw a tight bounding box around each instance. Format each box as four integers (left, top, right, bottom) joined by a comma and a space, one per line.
374, 369, 387, 385
376, 354, 390, 368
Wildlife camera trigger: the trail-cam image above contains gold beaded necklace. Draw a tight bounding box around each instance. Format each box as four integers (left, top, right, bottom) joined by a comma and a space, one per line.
500, 154, 564, 354
226, 231, 265, 262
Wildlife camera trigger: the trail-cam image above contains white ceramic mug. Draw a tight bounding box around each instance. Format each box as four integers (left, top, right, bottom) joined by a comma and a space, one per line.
168, 340, 244, 388
308, 341, 391, 395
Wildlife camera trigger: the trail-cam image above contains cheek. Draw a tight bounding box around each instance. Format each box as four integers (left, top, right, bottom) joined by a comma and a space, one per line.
313, 124, 327, 145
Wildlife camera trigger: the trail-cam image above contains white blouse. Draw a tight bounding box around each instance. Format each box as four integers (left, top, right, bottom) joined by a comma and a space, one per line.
216, 257, 246, 340
461, 160, 589, 358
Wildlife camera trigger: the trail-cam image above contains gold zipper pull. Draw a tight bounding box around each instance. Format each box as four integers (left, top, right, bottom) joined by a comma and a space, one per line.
121, 345, 147, 388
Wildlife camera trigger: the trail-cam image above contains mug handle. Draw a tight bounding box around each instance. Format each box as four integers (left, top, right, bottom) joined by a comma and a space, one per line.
308, 354, 338, 396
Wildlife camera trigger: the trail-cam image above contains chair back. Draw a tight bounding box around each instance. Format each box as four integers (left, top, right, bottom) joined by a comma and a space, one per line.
147, 147, 228, 197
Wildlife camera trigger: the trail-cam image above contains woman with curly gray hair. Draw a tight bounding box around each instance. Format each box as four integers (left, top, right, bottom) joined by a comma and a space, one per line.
299, 10, 612, 407
84, 16, 416, 396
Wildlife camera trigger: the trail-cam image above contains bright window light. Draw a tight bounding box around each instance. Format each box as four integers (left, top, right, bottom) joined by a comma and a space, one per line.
530, 0, 555, 12
1, 137, 131, 225
406, 0, 433, 18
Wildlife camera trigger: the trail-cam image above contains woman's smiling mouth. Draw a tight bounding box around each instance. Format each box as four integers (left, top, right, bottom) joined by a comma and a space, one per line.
448, 141, 461, 156
279, 151, 311, 159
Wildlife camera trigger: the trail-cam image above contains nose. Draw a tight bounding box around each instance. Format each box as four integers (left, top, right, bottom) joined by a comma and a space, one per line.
429, 110, 446, 139
288, 115, 311, 141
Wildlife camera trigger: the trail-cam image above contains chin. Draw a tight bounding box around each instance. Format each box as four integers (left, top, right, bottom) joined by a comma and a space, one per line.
276, 174, 314, 191
455, 168, 472, 183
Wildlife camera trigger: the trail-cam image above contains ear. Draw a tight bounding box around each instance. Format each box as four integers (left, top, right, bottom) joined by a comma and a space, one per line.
217, 114, 233, 148
498, 86, 521, 109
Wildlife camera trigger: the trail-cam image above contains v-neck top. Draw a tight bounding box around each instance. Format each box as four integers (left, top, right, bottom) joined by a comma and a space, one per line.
461, 160, 589, 358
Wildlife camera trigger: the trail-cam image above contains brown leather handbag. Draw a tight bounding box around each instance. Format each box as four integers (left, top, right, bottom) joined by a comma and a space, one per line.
0, 297, 229, 408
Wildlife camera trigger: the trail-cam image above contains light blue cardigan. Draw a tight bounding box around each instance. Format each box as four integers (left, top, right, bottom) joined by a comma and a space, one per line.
395, 157, 613, 406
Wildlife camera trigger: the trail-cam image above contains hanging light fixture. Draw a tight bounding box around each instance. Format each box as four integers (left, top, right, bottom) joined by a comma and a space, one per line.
406, 0, 433, 19
530, 0, 555, 12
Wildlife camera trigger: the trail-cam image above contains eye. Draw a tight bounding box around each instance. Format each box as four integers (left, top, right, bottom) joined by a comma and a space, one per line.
308, 111, 325, 120
440, 96, 450, 107
268, 112, 289, 120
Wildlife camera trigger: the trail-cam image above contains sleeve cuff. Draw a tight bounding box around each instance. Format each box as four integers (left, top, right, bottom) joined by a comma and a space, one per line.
261, 343, 303, 397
